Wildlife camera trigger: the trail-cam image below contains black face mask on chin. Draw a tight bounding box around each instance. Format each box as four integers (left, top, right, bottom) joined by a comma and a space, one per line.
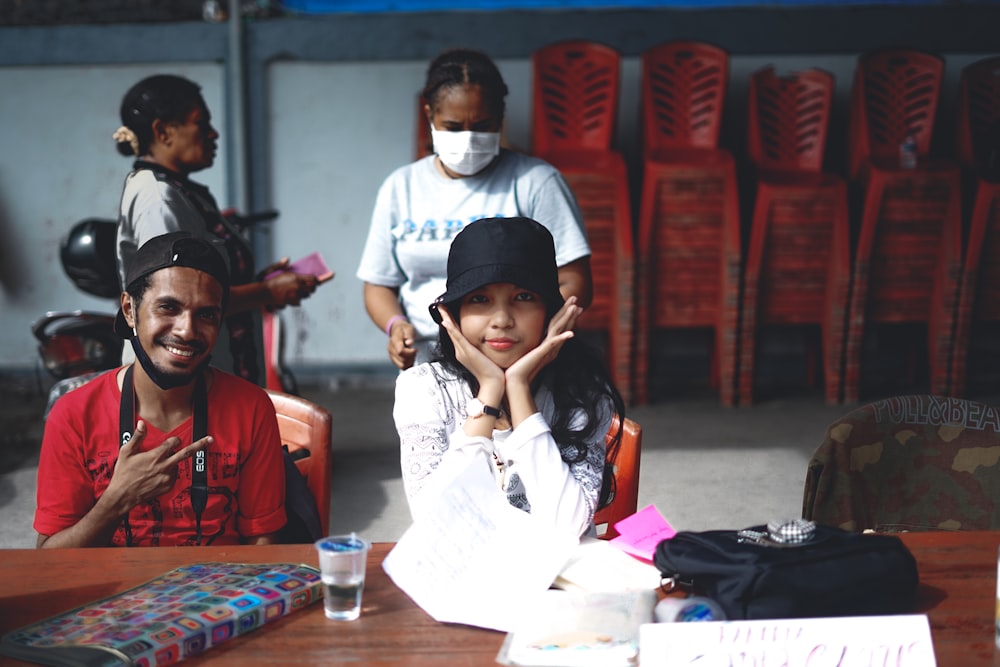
129, 335, 211, 390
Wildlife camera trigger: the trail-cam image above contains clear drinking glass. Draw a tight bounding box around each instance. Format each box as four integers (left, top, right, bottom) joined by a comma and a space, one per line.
314, 533, 371, 621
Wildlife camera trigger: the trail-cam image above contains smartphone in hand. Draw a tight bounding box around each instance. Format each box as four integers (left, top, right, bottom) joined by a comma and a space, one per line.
265, 251, 335, 283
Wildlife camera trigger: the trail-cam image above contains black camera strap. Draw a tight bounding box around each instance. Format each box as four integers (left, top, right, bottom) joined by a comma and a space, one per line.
118, 365, 208, 546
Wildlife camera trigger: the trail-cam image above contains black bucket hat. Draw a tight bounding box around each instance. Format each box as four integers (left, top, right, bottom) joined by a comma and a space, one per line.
435, 217, 564, 313
114, 231, 231, 339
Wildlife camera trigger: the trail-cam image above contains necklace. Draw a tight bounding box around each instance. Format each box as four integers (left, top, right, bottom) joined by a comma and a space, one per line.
489, 405, 511, 489
491, 452, 507, 489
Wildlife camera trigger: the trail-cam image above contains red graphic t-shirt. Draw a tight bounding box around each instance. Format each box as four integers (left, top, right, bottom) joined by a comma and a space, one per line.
35, 368, 286, 546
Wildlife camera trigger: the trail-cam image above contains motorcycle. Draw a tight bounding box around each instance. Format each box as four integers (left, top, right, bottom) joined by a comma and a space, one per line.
33, 211, 296, 416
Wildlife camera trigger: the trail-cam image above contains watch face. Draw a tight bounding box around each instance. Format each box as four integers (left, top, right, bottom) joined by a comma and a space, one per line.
466, 398, 485, 418
466, 398, 500, 419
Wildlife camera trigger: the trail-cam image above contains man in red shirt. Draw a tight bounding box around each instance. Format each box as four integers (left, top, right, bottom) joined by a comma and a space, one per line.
35, 232, 286, 547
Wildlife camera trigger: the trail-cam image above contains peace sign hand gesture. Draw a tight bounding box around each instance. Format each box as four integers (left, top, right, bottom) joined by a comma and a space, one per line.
107, 420, 212, 510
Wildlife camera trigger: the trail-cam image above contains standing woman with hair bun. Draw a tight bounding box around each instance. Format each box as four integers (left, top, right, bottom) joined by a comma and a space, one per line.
357, 48, 594, 371
114, 74, 320, 386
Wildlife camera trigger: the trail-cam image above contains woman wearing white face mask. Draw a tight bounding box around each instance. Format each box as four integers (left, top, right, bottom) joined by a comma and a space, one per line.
357, 48, 593, 370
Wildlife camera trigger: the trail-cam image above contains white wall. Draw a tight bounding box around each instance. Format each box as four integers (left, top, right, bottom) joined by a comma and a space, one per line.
0, 53, 989, 372
266, 58, 542, 366
0, 63, 226, 371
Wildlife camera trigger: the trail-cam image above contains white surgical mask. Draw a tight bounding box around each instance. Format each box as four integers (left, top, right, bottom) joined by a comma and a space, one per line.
431, 126, 501, 176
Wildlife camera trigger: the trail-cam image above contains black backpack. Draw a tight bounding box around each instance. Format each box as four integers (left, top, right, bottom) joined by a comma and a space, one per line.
277, 446, 324, 544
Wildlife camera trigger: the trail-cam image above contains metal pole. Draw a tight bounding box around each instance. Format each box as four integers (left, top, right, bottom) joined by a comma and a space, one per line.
226, 0, 249, 215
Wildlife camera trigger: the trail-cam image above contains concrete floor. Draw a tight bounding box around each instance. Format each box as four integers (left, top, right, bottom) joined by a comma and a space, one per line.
0, 368, 854, 549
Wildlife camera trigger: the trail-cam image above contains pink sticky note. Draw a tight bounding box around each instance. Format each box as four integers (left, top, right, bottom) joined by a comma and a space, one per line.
265, 252, 334, 282
608, 504, 676, 562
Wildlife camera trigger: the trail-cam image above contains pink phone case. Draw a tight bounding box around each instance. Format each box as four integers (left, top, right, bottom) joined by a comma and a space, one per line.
264, 252, 334, 281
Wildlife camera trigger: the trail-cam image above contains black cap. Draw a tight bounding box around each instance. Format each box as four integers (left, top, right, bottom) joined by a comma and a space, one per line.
114, 232, 230, 339
435, 217, 563, 313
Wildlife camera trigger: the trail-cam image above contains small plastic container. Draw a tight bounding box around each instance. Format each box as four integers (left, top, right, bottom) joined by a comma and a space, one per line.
655, 596, 726, 623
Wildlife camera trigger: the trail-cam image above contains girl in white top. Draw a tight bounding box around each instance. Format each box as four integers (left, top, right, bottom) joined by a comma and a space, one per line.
393, 217, 623, 538
357, 48, 593, 370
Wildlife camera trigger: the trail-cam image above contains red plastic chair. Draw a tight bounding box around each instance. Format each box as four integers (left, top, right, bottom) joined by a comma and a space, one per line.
534, 40, 620, 154
641, 41, 728, 155
593, 416, 642, 540
261, 310, 285, 392
847, 49, 945, 182
633, 41, 739, 405
738, 67, 850, 406
951, 56, 1000, 397
266, 390, 333, 536
843, 49, 962, 403
532, 40, 635, 404
956, 56, 1000, 175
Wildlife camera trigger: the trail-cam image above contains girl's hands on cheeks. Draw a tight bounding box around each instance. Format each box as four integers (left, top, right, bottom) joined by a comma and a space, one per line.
438, 296, 581, 432
505, 296, 581, 389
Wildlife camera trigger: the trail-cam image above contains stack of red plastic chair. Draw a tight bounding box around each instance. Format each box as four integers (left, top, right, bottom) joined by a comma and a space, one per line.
842, 49, 962, 403
633, 41, 740, 405
738, 67, 850, 406
532, 40, 635, 403
950, 56, 1000, 397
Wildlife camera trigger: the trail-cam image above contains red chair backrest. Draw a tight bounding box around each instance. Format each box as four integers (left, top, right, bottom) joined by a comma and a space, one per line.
848, 49, 944, 179
532, 40, 621, 154
956, 56, 1000, 173
266, 390, 333, 536
748, 67, 834, 174
641, 41, 729, 156
593, 416, 641, 539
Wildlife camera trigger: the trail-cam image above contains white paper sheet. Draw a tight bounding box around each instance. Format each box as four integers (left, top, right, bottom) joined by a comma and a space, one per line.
554, 536, 662, 593
382, 458, 578, 632
638, 614, 937, 667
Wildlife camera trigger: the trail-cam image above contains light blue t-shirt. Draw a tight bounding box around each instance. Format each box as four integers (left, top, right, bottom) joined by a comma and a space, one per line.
356, 150, 590, 362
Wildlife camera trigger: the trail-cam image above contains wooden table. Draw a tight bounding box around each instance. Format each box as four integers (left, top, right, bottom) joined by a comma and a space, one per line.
0, 531, 997, 665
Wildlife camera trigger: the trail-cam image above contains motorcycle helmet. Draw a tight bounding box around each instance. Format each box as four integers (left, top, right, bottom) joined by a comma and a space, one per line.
60, 218, 120, 299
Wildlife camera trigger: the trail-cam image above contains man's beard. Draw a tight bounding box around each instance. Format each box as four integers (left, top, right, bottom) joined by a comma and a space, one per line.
130, 334, 210, 390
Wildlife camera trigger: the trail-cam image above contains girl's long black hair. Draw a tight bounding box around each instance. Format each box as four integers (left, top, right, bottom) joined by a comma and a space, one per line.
433, 300, 626, 509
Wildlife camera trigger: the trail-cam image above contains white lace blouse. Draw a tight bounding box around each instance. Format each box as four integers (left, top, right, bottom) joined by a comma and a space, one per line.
393, 362, 610, 538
